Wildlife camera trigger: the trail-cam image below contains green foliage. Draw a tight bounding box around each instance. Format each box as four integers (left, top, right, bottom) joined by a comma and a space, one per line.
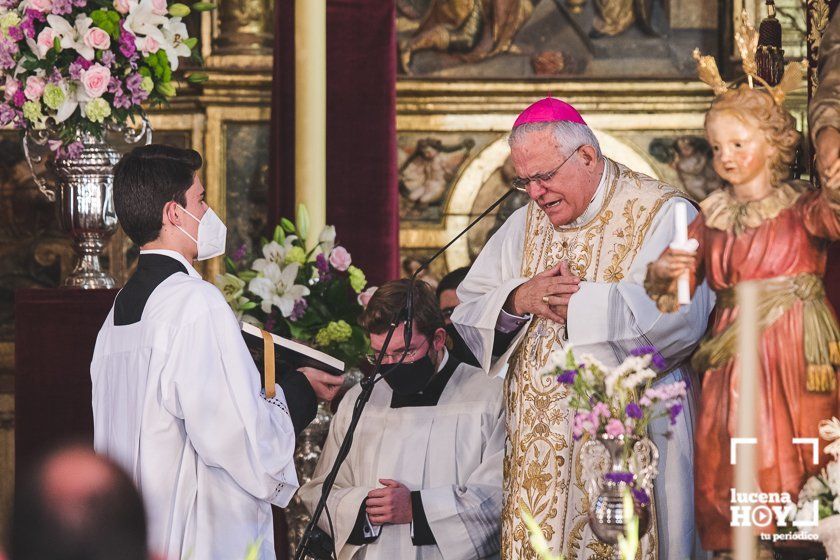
90, 9, 121, 39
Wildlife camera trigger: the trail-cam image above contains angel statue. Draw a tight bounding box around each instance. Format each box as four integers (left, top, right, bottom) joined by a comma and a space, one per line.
644, 15, 840, 557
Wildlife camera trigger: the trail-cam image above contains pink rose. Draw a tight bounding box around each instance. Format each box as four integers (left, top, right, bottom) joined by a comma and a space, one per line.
4, 79, 20, 101
81, 64, 111, 98
329, 246, 352, 271
137, 35, 159, 54
357, 286, 378, 308
35, 27, 56, 57
150, 0, 167, 15
24, 76, 46, 101
605, 419, 627, 438
112, 0, 136, 13
84, 27, 111, 51
27, 0, 52, 12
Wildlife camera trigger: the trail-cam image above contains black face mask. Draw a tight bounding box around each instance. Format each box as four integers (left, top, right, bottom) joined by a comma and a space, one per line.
383, 353, 437, 396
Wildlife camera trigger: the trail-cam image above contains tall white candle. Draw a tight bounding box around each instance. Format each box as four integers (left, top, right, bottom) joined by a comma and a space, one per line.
734, 281, 759, 560
294, 0, 327, 248
673, 202, 691, 304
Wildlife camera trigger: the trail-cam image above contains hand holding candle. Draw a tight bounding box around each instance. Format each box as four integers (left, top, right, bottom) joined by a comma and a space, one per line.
668, 201, 699, 305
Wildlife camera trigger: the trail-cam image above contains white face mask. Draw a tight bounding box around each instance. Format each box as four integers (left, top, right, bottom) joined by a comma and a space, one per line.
175, 204, 227, 261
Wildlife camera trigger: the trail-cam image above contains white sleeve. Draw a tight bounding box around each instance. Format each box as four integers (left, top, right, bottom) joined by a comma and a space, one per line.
164, 301, 300, 507
567, 197, 715, 367
452, 206, 531, 376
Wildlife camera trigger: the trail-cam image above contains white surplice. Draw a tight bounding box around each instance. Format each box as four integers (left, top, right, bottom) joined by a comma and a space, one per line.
91, 250, 299, 560
452, 159, 715, 559
298, 357, 505, 560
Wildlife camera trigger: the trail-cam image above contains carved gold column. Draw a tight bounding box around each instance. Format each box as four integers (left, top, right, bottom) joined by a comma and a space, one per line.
294, 0, 327, 246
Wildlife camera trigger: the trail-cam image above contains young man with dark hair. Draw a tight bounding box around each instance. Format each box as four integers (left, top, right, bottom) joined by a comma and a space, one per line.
91, 144, 343, 560
435, 266, 470, 326
300, 279, 504, 560
9, 444, 149, 560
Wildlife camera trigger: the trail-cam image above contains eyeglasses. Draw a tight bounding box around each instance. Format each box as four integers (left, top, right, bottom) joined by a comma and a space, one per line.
511, 148, 580, 192
366, 336, 431, 365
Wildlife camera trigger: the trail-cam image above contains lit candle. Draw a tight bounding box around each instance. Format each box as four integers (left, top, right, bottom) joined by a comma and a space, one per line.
294, 0, 327, 248
734, 281, 759, 560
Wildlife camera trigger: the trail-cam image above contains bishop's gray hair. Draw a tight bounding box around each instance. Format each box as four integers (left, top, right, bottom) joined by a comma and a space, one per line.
508, 121, 602, 159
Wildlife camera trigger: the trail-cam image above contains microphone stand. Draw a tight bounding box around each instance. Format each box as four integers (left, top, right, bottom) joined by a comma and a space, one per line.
294, 187, 516, 560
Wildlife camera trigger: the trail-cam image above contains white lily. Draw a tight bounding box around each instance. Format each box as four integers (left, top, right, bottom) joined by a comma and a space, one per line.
159, 17, 191, 70
820, 417, 840, 461
249, 262, 309, 317
53, 84, 78, 123
252, 236, 298, 273
214, 273, 246, 303
318, 225, 336, 255
47, 13, 94, 60
123, 0, 167, 45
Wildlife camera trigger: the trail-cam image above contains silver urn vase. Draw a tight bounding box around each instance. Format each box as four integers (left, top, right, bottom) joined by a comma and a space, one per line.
23, 122, 150, 288
582, 434, 659, 559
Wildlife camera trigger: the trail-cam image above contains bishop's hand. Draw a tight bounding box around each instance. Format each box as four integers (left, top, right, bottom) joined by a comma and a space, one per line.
648, 248, 697, 283
505, 261, 580, 325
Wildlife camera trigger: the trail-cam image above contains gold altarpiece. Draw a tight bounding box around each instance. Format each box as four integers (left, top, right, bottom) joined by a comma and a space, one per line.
0, 0, 828, 539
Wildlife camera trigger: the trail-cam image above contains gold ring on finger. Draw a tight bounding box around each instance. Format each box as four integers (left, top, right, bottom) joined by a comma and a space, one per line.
542, 295, 550, 304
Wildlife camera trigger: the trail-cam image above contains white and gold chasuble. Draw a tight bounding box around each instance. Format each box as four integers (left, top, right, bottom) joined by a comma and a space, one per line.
453, 159, 715, 559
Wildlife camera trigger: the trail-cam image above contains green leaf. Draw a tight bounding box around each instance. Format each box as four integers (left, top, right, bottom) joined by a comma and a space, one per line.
273, 225, 285, 244
241, 301, 258, 311
186, 72, 208, 84
224, 256, 236, 273
168, 2, 191, 17
183, 37, 198, 50
53, 37, 61, 51
191, 1, 216, 11
155, 81, 176, 97
280, 218, 296, 234
238, 270, 258, 282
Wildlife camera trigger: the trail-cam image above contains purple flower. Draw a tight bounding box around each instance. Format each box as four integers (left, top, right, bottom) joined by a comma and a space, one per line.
0, 0, 20, 8
264, 315, 277, 332
605, 418, 627, 437
119, 25, 137, 59
632, 487, 650, 506
12, 89, 25, 107
125, 73, 148, 103
69, 61, 84, 80
290, 299, 308, 321
50, 0, 73, 15
625, 402, 643, 419
64, 141, 83, 160
0, 39, 19, 70
100, 50, 116, 67
7, 26, 23, 42
75, 56, 92, 71
0, 103, 17, 126
232, 243, 247, 262
630, 345, 666, 370
667, 402, 683, 426
604, 471, 634, 484
557, 369, 577, 384
315, 252, 330, 274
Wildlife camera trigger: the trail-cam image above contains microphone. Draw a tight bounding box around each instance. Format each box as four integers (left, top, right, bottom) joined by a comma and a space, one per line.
294, 186, 517, 560
403, 187, 517, 342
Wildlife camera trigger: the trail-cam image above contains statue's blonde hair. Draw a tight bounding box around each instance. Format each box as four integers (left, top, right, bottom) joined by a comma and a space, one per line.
705, 84, 800, 188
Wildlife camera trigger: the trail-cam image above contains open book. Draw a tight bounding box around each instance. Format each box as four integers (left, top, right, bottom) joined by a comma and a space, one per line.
240, 322, 345, 377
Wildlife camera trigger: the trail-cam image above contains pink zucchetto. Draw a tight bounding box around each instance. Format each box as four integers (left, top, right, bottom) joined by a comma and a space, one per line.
513, 97, 587, 128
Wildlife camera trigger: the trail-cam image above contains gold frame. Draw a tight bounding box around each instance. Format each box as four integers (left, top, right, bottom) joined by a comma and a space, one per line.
203, 105, 271, 280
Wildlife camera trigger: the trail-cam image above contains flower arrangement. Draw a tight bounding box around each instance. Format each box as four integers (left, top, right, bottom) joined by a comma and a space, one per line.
542, 345, 687, 505
543, 345, 687, 443
790, 418, 840, 523
215, 205, 373, 370
0, 0, 209, 156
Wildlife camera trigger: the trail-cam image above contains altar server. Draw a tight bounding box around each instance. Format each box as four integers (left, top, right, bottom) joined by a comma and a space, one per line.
299, 280, 504, 560
91, 144, 343, 560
